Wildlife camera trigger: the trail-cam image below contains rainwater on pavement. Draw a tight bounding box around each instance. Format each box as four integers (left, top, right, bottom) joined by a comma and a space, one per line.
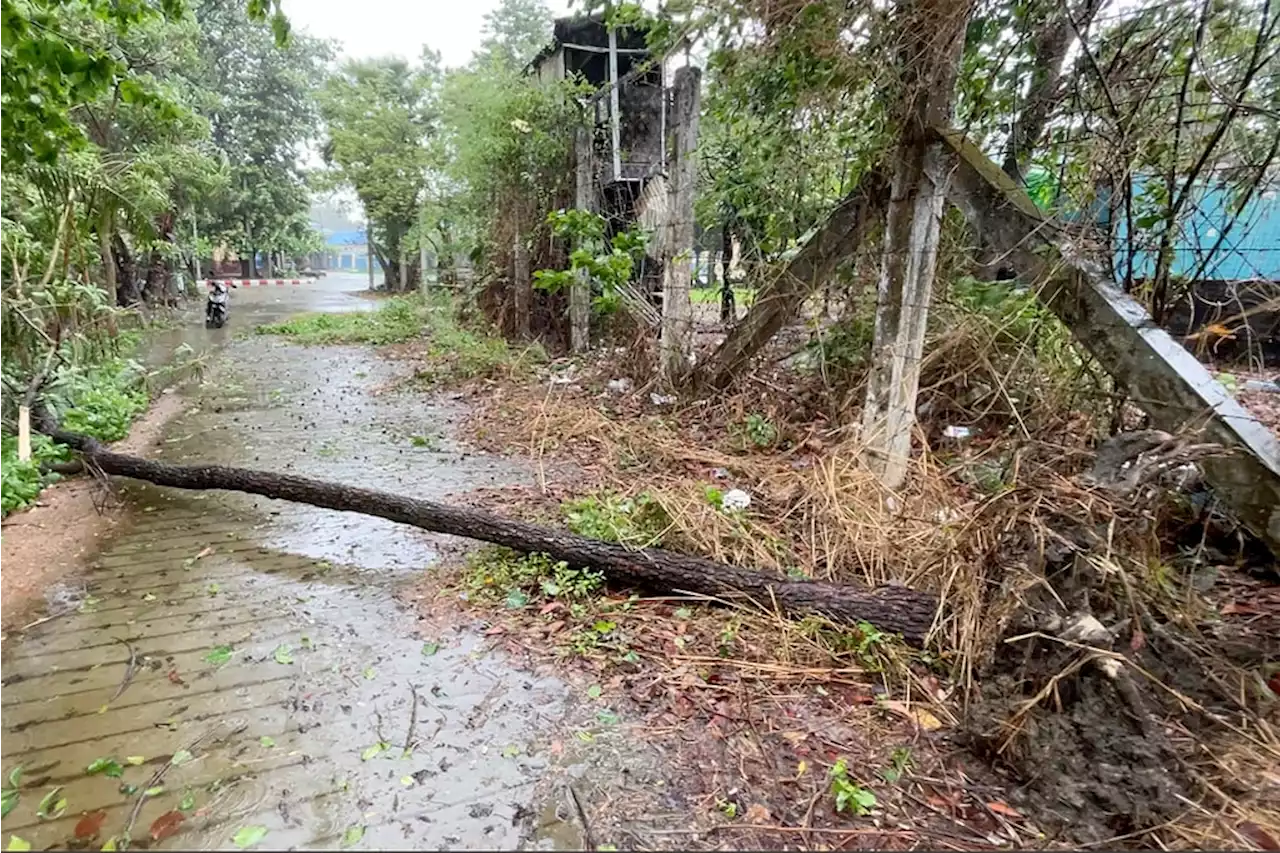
0, 275, 665, 850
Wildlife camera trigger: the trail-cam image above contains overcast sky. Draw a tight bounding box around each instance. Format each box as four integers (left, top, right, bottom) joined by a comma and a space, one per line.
280, 0, 575, 68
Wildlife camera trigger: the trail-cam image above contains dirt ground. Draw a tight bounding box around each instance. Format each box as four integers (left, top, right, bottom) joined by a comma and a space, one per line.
1, 392, 183, 633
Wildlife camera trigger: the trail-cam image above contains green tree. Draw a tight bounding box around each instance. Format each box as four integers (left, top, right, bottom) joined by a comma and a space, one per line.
475, 0, 554, 71
193, 0, 332, 277
319, 54, 440, 290
0, 0, 289, 167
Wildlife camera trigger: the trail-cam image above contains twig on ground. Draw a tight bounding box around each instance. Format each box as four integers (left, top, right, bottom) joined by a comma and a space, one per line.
120, 724, 242, 848
402, 683, 420, 757
107, 637, 139, 706
565, 783, 596, 851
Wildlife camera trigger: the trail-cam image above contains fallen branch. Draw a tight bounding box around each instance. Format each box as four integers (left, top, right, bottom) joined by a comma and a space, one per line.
45, 425, 939, 643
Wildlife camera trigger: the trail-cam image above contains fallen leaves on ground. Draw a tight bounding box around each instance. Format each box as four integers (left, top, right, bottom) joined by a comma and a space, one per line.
231, 825, 268, 849
149, 810, 185, 842
1238, 821, 1280, 851
85, 758, 124, 778
341, 825, 365, 848
74, 811, 107, 839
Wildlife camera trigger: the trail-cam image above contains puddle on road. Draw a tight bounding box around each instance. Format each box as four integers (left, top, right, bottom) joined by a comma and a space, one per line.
1, 295, 666, 850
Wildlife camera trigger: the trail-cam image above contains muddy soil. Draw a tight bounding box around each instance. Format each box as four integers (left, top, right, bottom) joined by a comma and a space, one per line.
0, 275, 667, 850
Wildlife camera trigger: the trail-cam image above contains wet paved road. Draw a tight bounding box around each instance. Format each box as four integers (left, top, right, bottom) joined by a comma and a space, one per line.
0, 276, 599, 850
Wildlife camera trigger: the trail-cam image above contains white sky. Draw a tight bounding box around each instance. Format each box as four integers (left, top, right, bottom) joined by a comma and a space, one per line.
281, 0, 575, 68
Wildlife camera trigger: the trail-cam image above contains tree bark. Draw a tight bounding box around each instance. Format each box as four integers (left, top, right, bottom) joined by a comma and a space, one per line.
513, 232, 531, 338
45, 427, 940, 643
1001, 0, 1102, 182
114, 234, 141, 307
142, 212, 175, 305
571, 125, 593, 353
98, 207, 117, 304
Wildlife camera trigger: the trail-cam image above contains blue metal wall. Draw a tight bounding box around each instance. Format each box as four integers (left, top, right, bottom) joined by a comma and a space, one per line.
1108, 182, 1280, 282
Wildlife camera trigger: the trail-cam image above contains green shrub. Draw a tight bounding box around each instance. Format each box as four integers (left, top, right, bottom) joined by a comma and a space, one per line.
562, 492, 670, 548
1, 434, 71, 517
464, 547, 604, 607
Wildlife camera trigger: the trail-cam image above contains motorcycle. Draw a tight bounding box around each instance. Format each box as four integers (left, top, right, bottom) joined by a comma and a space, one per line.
205, 280, 235, 328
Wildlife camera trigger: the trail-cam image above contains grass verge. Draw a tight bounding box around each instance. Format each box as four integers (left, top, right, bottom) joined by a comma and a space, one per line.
256, 294, 546, 385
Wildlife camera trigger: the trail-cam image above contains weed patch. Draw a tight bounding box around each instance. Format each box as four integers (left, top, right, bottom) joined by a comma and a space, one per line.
463, 547, 604, 607
259, 295, 545, 385
256, 297, 425, 346
562, 492, 670, 548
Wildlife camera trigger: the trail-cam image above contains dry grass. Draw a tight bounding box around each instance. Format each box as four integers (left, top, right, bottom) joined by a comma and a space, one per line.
400, 279, 1280, 849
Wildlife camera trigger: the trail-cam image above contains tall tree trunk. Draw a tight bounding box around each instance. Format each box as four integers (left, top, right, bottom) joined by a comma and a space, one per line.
142, 212, 175, 305
1001, 0, 1103, 182
571, 125, 593, 352
861, 0, 971, 490
98, 207, 117, 305
114, 234, 141, 307
513, 230, 531, 338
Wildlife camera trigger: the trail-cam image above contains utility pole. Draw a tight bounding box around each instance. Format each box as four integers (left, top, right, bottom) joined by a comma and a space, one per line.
571, 125, 592, 352
659, 66, 700, 388
366, 221, 375, 290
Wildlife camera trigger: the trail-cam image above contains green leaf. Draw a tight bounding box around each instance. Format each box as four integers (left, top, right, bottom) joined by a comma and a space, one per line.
674, 607, 693, 619
170, 749, 193, 766
6, 766, 22, 789
362, 666, 375, 680
421, 642, 439, 657
504, 588, 529, 609
340, 824, 365, 848
36, 786, 66, 819
231, 825, 268, 849
125, 756, 145, 766
259, 736, 275, 748
179, 790, 197, 811
6, 837, 31, 852
360, 742, 388, 761
400, 776, 414, 787
86, 757, 124, 778
205, 645, 233, 666
586, 684, 603, 699
101, 838, 119, 851
0, 790, 17, 819
273, 644, 294, 665
143, 786, 165, 798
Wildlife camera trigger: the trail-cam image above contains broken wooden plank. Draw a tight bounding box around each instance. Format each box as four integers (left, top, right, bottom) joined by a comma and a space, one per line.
935, 126, 1280, 555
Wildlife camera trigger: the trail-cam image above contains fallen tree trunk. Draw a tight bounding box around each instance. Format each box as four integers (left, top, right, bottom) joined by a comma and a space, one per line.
52, 427, 939, 643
